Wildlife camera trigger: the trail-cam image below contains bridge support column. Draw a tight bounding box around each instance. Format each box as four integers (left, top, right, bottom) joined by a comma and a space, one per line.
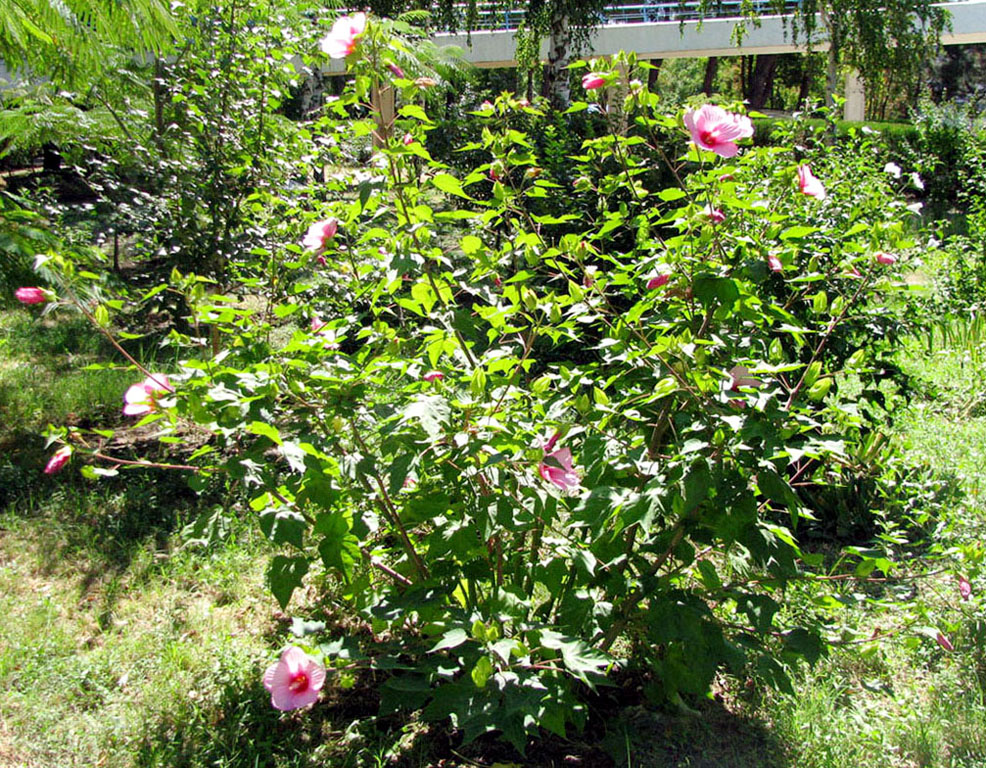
844, 69, 865, 121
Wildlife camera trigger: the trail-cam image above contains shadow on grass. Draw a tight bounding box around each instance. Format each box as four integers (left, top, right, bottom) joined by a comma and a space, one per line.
0, 457, 210, 628
129, 667, 789, 768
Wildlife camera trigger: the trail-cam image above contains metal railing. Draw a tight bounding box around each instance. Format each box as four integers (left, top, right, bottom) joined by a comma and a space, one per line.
460, 1, 804, 31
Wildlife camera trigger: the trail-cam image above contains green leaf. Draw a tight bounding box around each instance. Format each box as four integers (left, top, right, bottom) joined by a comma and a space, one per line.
431, 173, 471, 199
470, 655, 493, 688
268, 555, 309, 610
248, 420, 282, 446
430, 628, 469, 652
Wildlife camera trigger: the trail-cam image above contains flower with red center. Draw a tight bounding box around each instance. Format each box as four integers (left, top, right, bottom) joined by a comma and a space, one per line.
423, 371, 444, 382
959, 575, 972, 601
875, 251, 897, 266
646, 274, 670, 290
797, 165, 827, 200
263, 646, 326, 711
320, 12, 367, 59
489, 161, 505, 182
123, 374, 173, 416
303, 219, 338, 253
703, 204, 725, 224
539, 446, 579, 492
582, 73, 606, 90
44, 446, 73, 475
767, 254, 783, 272
15, 287, 48, 305
683, 105, 754, 158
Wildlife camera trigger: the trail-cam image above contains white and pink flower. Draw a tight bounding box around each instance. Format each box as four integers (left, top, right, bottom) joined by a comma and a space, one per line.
683, 105, 754, 158
320, 13, 366, 59
123, 374, 173, 416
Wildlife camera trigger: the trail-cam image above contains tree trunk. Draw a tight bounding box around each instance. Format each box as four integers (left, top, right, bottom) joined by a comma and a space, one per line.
647, 58, 662, 92
702, 57, 718, 95
746, 54, 779, 109
542, 11, 572, 109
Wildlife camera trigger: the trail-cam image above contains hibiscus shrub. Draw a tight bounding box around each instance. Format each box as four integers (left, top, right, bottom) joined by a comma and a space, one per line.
35, 21, 927, 753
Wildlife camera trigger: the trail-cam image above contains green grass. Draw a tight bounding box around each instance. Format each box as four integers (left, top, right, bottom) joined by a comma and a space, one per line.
3, 305, 986, 767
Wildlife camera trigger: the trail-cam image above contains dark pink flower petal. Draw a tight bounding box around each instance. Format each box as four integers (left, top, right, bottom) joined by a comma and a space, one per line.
936, 632, 954, 652
582, 73, 606, 90
959, 575, 972, 601
15, 287, 47, 305
875, 251, 897, 266
44, 446, 72, 475
647, 274, 670, 290
422, 371, 444, 382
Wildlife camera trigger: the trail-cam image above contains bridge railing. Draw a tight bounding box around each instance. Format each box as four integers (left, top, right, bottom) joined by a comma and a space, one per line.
459, 1, 804, 31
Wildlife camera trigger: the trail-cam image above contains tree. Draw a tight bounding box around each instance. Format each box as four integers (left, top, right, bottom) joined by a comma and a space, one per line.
0, 0, 176, 85
724, 0, 948, 116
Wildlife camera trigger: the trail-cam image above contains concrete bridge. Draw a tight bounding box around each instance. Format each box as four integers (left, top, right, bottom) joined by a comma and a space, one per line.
328, 0, 986, 119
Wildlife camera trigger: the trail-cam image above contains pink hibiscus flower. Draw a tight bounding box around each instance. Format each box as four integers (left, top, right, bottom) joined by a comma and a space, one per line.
582, 73, 606, 90
15, 287, 48, 305
123, 374, 173, 416
539, 445, 579, 492
320, 13, 367, 59
683, 105, 754, 158
44, 446, 73, 475
797, 165, 827, 199
263, 646, 326, 711
303, 219, 338, 253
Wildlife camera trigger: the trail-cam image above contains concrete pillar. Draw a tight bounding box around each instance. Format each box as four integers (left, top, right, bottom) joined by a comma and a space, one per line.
844, 69, 865, 121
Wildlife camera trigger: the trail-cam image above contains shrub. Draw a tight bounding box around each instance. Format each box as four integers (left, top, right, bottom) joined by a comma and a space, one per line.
34, 31, 940, 754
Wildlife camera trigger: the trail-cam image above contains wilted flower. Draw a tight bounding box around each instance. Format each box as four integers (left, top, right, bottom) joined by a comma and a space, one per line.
123, 374, 173, 416
320, 12, 366, 59
683, 105, 754, 158
767, 254, 783, 272
582, 72, 606, 90
422, 371, 444, 382
388, 62, 405, 79
875, 251, 897, 266
303, 219, 338, 253
797, 165, 826, 199
646, 273, 670, 290
936, 632, 954, 652
415, 76, 437, 88
310, 317, 327, 334
728, 365, 759, 391
44, 446, 72, 475
15, 287, 48, 305
959, 575, 972, 601
539, 446, 579, 492
263, 646, 326, 711
883, 161, 902, 178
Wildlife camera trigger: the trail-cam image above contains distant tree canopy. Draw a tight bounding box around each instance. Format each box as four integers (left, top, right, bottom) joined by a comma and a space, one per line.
0, 0, 177, 85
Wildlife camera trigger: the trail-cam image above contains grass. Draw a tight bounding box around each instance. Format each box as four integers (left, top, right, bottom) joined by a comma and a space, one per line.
3, 305, 986, 767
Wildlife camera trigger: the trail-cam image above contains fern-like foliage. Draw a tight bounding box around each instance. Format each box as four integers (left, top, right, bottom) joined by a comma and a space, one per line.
0, 0, 177, 85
